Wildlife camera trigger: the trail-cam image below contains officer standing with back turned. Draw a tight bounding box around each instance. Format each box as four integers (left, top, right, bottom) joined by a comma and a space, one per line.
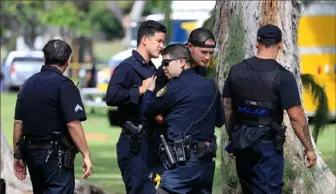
13, 39, 92, 194
222, 24, 317, 194
105, 20, 166, 194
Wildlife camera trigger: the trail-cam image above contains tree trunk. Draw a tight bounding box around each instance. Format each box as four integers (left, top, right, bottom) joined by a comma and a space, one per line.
214, 1, 336, 194
0, 122, 112, 194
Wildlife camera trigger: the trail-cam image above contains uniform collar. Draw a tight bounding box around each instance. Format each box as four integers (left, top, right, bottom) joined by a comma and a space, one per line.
193, 65, 207, 77
41, 65, 63, 75
132, 50, 155, 67
181, 68, 196, 75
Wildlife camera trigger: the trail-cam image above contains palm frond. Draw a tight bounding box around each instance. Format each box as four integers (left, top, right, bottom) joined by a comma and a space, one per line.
301, 74, 329, 142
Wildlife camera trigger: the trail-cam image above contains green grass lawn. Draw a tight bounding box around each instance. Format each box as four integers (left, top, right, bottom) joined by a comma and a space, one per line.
1, 92, 335, 193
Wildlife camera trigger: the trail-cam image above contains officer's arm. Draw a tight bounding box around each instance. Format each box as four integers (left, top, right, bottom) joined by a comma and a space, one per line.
13, 88, 24, 153
143, 85, 176, 119
280, 71, 314, 151
106, 64, 142, 106
60, 80, 90, 158
223, 98, 233, 135
287, 106, 314, 151
222, 69, 233, 136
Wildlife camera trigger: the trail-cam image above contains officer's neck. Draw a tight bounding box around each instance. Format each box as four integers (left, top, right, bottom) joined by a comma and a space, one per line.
256, 50, 277, 60
50, 65, 66, 74
136, 47, 150, 63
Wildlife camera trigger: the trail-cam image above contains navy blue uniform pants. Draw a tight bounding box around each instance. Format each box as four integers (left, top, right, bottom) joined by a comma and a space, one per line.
116, 133, 156, 194
158, 153, 215, 194
235, 141, 284, 194
25, 149, 75, 194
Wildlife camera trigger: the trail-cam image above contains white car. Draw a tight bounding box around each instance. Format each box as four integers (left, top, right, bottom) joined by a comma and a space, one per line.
2, 50, 44, 90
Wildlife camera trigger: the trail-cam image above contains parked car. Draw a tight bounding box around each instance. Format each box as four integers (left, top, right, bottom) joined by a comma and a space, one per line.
2, 50, 44, 91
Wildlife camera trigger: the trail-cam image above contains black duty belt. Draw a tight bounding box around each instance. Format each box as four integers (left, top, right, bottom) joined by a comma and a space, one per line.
192, 141, 216, 154
26, 140, 54, 149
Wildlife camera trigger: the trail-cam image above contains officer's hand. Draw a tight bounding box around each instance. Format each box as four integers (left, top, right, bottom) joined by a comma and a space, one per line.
305, 150, 317, 168
82, 157, 92, 179
155, 114, 164, 124
14, 159, 26, 180
139, 77, 152, 94
147, 76, 157, 91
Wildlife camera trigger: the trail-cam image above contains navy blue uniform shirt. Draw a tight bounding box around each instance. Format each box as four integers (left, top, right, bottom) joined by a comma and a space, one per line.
142, 68, 225, 142
14, 65, 87, 141
154, 64, 206, 93
105, 50, 156, 126
222, 56, 301, 148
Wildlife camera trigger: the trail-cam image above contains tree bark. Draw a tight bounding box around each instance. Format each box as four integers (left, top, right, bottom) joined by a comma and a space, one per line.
214, 1, 336, 193
0, 122, 112, 194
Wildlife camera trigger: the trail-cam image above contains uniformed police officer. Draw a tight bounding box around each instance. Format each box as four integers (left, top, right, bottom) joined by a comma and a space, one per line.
105, 20, 166, 194
146, 28, 217, 177
142, 44, 225, 194
222, 24, 317, 194
13, 39, 92, 194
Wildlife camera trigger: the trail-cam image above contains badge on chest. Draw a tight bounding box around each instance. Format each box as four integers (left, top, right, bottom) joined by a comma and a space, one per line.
156, 86, 167, 97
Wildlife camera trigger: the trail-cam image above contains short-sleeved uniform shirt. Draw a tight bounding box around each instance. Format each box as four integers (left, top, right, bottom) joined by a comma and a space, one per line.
222, 56, 301, 148
15, 65, 87, 141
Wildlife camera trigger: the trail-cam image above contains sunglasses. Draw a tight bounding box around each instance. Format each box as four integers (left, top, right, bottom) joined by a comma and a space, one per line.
162, 58, 186, 67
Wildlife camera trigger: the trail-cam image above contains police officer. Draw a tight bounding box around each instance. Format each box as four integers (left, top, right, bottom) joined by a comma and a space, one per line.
147, 27, 217, 175
142, 44, 225, 194
105, 20, 166, 194
13, 39, 92, 194
222, 24, 317, 194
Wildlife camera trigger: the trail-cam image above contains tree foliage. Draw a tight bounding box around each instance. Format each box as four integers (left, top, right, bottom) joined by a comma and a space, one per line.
301, 74, 329, 142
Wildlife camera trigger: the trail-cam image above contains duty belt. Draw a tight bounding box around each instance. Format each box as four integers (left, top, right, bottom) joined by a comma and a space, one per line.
26, 140, 55, 149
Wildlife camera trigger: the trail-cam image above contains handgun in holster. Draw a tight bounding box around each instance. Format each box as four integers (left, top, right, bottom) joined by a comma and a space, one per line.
272, 122, 287, 152
123, 121, 142, 154
53, 131, 78, 170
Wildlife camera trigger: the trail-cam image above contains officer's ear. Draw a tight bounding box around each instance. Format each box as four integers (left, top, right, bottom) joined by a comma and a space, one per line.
64, 58, 70, 67
278, 40, 283, 50
141, 35, 149, 46
256, 41, 260, 49
180, 58, 187, 69
186, 42, 193, 49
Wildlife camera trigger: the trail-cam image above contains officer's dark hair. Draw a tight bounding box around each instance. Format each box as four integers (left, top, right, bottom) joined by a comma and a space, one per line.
161, 44, 194, 65
188, 27, 216, 47
43, 39, 72, 66
137, 20, 167, 46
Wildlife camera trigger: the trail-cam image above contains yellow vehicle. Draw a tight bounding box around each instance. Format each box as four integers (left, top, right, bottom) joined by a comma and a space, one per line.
298, 2, 336, 119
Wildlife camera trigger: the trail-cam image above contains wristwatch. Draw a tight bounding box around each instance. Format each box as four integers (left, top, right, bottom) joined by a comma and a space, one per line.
13, 151, 22, 160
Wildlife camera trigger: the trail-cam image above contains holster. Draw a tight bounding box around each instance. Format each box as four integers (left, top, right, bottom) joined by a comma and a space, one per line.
58, 134, 78, 170
62, 146, 77, 169
272, 123, 286, 152
130, 134, 141, 154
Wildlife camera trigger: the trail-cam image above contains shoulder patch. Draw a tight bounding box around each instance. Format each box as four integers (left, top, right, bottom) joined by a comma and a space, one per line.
156, 86, 167, 97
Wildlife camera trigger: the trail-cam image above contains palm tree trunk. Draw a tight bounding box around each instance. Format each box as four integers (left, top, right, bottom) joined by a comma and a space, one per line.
214, 1, 335, 193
